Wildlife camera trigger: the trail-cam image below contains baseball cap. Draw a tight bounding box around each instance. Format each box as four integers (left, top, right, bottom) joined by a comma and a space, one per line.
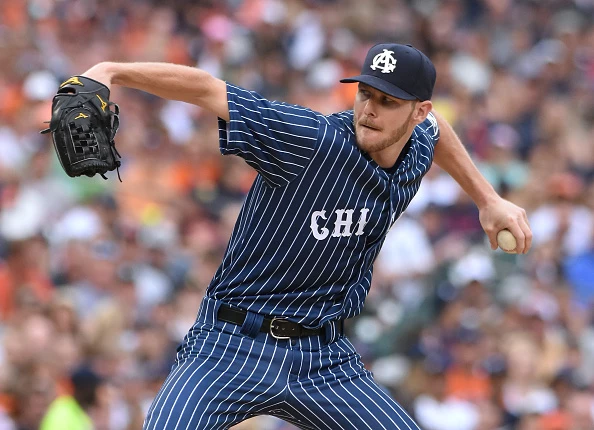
340, 43, 436, 101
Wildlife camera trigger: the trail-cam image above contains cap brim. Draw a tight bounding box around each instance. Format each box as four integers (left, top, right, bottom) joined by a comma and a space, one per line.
340, 75, 418, 100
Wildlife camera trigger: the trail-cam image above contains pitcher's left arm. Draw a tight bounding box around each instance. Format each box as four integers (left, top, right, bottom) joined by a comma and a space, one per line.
432, 110, 532, 254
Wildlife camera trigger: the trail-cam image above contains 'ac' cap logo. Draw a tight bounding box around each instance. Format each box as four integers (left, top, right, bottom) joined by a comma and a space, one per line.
370, 49, 397, 74
339, 43, 437, 102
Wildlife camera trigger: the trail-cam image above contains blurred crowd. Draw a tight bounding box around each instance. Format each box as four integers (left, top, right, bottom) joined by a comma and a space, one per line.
0, 0, 593, 429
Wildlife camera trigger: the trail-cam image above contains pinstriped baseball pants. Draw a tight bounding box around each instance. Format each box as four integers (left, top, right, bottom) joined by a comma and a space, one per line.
142, 297, 421, 430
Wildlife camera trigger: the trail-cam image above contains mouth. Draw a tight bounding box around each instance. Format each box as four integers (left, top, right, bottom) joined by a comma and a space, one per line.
359, 122, 380, 131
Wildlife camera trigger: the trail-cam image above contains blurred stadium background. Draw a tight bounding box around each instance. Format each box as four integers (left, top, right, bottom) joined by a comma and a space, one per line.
0, 0, 593, 429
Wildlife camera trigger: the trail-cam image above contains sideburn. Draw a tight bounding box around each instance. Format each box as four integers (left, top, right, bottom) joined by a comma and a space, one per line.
393, 102, 418, 142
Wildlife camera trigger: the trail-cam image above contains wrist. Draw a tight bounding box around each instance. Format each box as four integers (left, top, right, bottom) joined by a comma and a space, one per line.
102, 62, 123, 85
84, 62, 118, 86
475, 191, 500, 210
99, 62, 117, 84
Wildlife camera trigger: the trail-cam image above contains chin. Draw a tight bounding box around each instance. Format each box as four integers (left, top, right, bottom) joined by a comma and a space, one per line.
357, 141, 375, 153
356, 132, 381, 153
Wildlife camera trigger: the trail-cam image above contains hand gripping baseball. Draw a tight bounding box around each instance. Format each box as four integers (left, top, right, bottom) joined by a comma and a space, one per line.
479, 197, 532, 254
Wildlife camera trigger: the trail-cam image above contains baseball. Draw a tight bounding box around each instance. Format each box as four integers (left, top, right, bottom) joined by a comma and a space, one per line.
497, 229, 517, 253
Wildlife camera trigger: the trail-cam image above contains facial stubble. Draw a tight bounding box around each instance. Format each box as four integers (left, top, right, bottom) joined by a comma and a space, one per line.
356, 103, 417, 154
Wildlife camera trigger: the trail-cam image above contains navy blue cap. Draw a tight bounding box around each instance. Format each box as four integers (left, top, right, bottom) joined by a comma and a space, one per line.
340, 43, 436, 101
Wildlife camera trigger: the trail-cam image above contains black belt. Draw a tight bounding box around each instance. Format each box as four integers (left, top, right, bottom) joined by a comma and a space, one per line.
217, 304, 338, 340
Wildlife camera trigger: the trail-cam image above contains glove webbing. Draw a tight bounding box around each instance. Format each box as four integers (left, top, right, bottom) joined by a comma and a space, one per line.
69, 122, 96, 152
66, 93, 122, 181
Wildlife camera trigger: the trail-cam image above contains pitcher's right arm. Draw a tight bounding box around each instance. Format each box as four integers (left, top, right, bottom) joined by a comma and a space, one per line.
83, 62, 229, 120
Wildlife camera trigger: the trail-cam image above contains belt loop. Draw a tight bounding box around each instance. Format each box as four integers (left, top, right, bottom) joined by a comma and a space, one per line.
211, 300, 222, 326
323, 321, 334, 345
201, 297, 222, 326
240, 311, 264, 338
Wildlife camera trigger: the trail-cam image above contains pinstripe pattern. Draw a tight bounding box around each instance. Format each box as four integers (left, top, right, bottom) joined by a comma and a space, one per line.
211, 84, 438, 327
144, 84, 439, 429
143, 296, 421, 430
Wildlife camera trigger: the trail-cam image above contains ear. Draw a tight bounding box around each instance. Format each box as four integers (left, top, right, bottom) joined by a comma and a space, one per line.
412, 101, 433, 125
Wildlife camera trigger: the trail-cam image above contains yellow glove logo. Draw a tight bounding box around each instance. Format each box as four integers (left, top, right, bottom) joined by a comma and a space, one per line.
60, 77, 83, 88
96, 95, 107, 112
74, 113, 89, 120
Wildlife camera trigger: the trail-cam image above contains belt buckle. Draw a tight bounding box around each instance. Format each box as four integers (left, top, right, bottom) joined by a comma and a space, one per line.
270, 317, 292, 340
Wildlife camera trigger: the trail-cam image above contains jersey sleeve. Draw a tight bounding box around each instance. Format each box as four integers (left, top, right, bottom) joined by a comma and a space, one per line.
422, 111, 440, 144
218, 83, 321, 187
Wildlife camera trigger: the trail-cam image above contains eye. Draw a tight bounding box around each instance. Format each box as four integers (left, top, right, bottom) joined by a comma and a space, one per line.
358, 88, 370, 98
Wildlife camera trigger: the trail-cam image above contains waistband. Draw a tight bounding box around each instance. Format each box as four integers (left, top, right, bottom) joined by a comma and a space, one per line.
196, 296, 344, 347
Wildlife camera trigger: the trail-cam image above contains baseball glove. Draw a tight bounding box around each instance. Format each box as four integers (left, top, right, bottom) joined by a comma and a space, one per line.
41, 76, 122, 180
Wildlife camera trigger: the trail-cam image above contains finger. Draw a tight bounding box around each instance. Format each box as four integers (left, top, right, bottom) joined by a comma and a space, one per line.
488, 231, 498, 250
517, 209, 532, 254
522, 208, 530, 226
520, 218, 532, 254
482, 225, 498, 250
506, 223, 526, 254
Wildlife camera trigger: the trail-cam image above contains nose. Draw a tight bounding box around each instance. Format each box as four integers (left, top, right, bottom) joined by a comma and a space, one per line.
362, 99, 376, 117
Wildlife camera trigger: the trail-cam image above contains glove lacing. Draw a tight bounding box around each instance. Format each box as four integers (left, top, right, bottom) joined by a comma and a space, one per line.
76, 93, 122, 182
105, 101, 122, 182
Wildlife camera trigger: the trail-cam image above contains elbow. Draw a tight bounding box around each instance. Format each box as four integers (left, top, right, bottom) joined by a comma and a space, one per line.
185, 69, 217, 102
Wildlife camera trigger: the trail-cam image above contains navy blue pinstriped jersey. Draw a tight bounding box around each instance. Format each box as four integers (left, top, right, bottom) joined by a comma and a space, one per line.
208, 83, 439, 328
